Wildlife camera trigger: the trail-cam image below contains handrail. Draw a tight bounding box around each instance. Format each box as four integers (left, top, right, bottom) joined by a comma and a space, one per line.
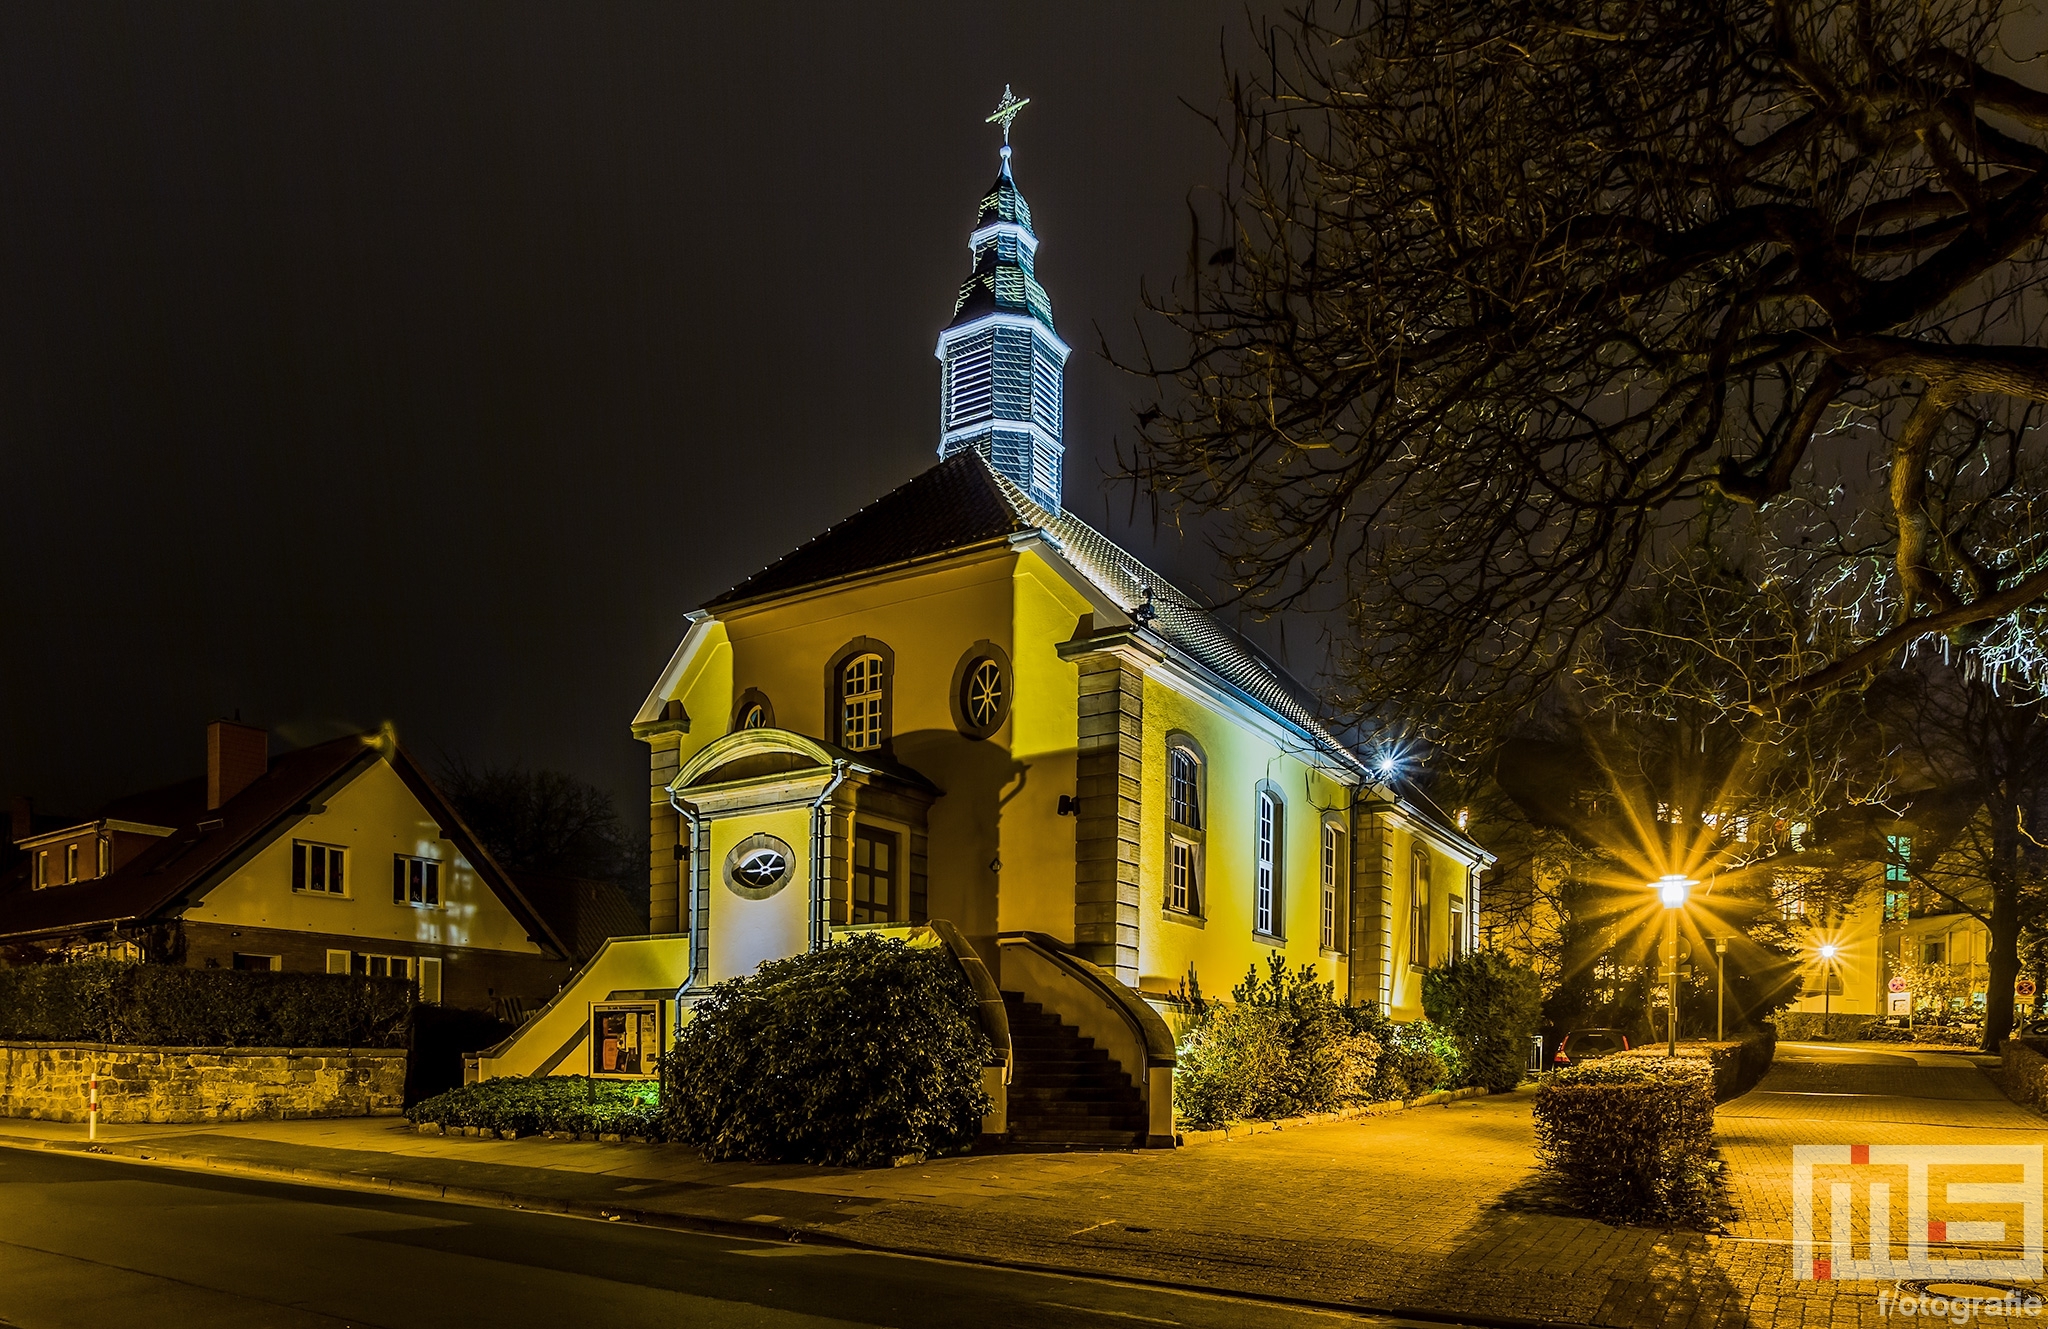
1000, 931, 1175, 1068
926, 919, 1011, 1082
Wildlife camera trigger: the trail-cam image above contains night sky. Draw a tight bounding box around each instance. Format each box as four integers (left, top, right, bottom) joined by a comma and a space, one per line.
0, 3, 1275, 824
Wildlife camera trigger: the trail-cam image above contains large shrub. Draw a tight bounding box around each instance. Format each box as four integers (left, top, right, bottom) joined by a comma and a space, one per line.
0, 962, 413, 1047
1534, 1056, 1719, 1226
1345, 1003, 1461, 1099
661, 934, 992, 1167
407, 1076, 659, 1137
1423, 951, 1543, 1092
1173, 956, 1380, 1128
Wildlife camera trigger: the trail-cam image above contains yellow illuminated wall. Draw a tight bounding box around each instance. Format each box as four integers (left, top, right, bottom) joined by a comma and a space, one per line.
187, 760, 543, 955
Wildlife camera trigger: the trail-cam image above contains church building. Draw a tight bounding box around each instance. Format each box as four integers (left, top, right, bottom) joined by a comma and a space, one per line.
476, 99, 1489, 1146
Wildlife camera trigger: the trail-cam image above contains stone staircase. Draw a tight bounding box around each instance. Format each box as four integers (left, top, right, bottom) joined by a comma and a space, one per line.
1000, 991, 1148, 1148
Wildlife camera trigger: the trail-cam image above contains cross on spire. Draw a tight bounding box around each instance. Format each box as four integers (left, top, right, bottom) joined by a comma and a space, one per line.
985, 84, 1029, 145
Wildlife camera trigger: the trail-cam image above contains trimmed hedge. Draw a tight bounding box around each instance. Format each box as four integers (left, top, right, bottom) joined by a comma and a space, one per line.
661, 934, 992, 1167
1534, 1056, 1719, 1226
0, 962, 413, 1047
1773, 1011, 1878, 1042
1619, 1029, 1775, 1102
407, 1076, 660, 1137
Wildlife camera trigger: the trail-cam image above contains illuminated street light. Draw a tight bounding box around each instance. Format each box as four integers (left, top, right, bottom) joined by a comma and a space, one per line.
1816, 943, 1840, 1029
1654, 876, 1697, 1057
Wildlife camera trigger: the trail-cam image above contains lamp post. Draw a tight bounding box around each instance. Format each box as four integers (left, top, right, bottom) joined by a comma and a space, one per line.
1656, 875, 1695, 1057
1818, 943, 1839, 1036
1715, 936, 1728, 1042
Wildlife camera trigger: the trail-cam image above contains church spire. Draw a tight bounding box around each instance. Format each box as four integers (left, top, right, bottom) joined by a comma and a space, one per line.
936, 86, 1070, 510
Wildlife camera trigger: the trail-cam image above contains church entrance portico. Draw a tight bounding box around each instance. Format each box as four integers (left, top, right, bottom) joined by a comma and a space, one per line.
668, 729, 940, 986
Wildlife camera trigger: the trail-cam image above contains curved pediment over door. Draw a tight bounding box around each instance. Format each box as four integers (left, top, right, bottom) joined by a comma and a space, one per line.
672, 729, 837, 795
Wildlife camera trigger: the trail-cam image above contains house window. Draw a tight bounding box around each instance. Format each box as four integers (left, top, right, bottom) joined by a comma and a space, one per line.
1884, 834, 1912, 922
1409, 847, 1432, 969
841, 654, 886, 752
293, 841, 347, 895
1254, 791, 1280, 936
393, 855, 442, 907
64, 843, 78, 883
1449, 894, 1466, 961
33, 850, 46, 889
96, 837, 108, 877
1924, 940, 1946, 965
1170, 839, 1199, 914
232, 953, 279, 971
350, 952, 416, 980
1321, 823, 1344, 951
852, 824, 899, 924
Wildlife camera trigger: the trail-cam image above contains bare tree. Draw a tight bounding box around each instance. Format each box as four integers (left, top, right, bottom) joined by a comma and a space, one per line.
1866, 662, 2048, 1046
1127, 0, 2048, 744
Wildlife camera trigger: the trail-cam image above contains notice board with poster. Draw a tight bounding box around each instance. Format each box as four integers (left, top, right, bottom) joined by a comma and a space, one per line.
591, 1003, 662, 1078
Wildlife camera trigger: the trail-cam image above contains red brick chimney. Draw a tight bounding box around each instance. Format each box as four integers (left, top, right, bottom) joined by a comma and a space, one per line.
206, 721, 268, 810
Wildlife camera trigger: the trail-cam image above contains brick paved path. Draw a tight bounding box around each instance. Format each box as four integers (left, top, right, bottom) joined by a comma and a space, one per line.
1, 1043, 2036, 1328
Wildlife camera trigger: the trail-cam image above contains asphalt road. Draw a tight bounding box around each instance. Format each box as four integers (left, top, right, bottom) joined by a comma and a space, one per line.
0, 1146, 1421, 1329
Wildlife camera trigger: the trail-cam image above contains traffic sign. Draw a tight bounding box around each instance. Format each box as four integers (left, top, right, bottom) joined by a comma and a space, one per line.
1888, 977, 1908, 993
2019, 978, 2038, 999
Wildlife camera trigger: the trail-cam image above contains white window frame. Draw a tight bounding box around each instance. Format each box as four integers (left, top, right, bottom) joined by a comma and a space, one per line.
1169, 837, 1199, 915
392, 853, 443, 908
64, 843, 78, 883
349, 952, 416, 981
841, 653, 886, 753
1254, 791, 1279, 937
293, 840, 348, 896
1409, 846, 1432, 970
1321, 822, 1344, 952
1169, 747, 1201, 829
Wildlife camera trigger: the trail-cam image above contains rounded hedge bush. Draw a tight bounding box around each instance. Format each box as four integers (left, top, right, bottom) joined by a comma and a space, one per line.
661, 934, 992, 1168
1422, 950, 1543, 1092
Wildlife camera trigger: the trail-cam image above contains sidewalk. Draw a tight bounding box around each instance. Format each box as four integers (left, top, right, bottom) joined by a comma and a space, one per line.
0, 1046, 2030, 1329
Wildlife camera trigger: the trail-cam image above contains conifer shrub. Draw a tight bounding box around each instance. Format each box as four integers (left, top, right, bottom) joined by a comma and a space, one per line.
1534, 1056, 1719, 1226
0, 962, 413, 1047
1172, 956, 1380, 1128
406, 1076, 659, 1137
1422, 950, 1545, 1092
660, 934, 992, 1167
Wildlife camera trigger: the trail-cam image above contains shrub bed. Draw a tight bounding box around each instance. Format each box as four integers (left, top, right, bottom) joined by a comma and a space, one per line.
1423, 951, 1544, 1092
407, 1076, 660, 1137
1174, 959, 1381, 1128
1534, 1056, 1719, 1226
1773, 1011, 1879, 1043
0, 962, 413, 1047
661, 934, 992, 1167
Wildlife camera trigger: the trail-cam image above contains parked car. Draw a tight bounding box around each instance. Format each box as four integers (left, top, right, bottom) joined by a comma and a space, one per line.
1550, 1028, 1632, 1069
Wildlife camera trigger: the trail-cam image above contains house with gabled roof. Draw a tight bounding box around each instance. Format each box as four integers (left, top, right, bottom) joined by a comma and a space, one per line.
0, 721, 575, 1012
478, 123, 1489, 1146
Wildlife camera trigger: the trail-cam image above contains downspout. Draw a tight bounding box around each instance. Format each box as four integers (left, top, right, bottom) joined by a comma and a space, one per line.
809, 760, 850, 952
667, 789, 706, 991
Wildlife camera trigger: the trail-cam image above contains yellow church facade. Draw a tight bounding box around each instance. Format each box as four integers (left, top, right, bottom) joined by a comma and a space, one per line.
630, 455, 1485, 1019
473, 120, 1486, 1144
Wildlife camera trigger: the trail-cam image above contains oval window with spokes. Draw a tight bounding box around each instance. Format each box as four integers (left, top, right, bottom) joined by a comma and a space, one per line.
723, 833, 796, 900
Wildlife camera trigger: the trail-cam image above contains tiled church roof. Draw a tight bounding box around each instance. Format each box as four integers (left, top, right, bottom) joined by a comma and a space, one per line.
705, 452, 1366, 774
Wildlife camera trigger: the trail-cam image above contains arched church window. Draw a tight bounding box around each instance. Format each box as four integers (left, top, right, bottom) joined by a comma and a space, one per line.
842, 654, 886, 752
950, 641, 1012, 740
1165, 739, 1206, 918
741, 705, 766, 729
732, 688, 775, 733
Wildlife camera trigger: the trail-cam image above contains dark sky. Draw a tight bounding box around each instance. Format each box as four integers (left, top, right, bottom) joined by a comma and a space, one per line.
0, 2, 1272, 824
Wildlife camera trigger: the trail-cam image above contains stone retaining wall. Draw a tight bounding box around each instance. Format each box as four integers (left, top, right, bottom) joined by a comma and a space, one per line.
2001, 1037, 2048, 1116
0, 1041, 406, 1123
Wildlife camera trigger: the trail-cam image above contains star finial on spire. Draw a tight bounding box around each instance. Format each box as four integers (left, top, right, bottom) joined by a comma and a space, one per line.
986, 84, 1030, 146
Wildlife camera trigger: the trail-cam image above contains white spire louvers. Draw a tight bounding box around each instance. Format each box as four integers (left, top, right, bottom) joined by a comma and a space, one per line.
935, 88, 1068, 510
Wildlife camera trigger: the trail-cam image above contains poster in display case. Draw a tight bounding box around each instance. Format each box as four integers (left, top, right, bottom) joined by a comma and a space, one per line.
591, 1003, 662, 1077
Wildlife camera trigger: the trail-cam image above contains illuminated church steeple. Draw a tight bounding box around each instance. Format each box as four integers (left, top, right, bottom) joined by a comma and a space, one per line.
936, 87, 1070, 510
